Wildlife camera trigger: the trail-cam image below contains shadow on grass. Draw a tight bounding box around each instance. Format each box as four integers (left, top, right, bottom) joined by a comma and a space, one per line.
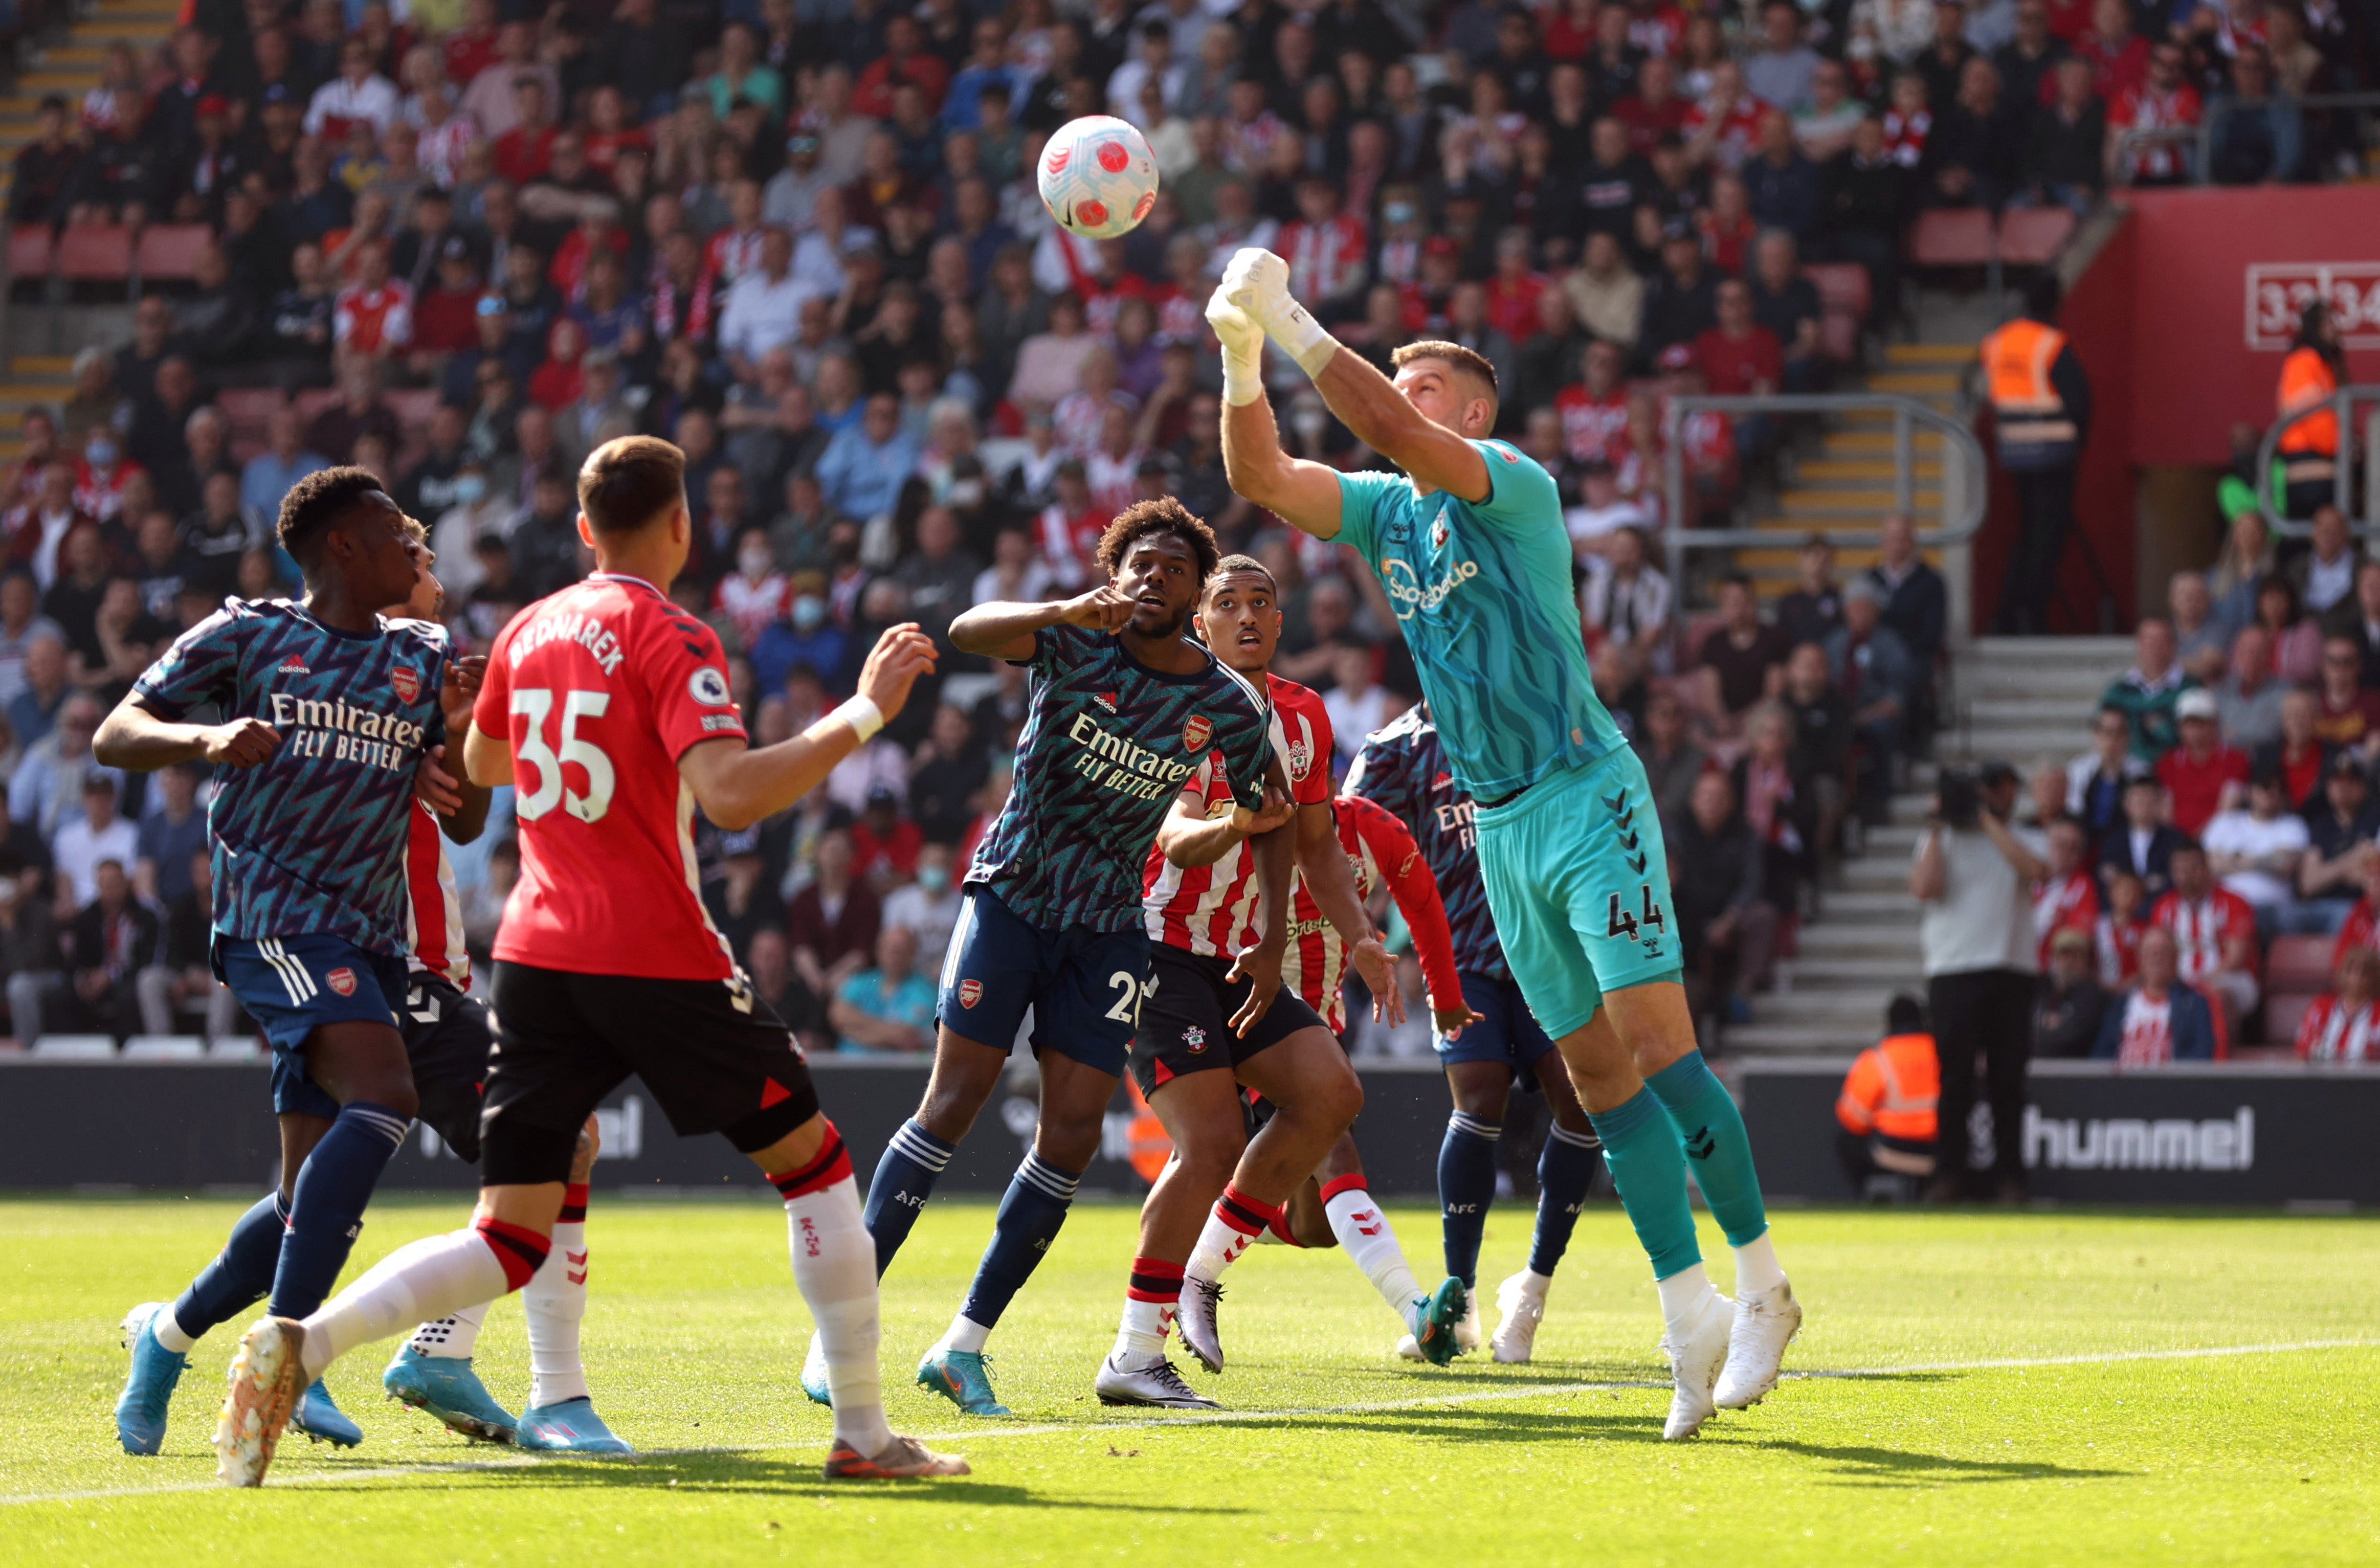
299, 1448, 1250, 1512
1712, 1437, 2132, 1486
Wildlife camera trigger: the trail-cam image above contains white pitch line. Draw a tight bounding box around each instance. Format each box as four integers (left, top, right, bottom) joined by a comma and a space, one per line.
9, 1336, 2373, 1508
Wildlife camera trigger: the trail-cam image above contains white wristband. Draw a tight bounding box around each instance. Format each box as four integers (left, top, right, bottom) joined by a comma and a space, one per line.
833, 695, 883, 743
1267, 298, 1339, 379
1220, 339, 1264, 406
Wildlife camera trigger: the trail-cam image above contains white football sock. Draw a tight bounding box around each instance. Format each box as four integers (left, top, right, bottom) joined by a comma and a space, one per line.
152, 1305, 199, 1354
783, 1172, 895, 1457
1511, 1268, 1553, 1300
407, 1302, 486, 1359
300, 1227, 518, 1380
1113, 1295, 1173, 1362
1653, 1263, 1721, 1342
937, 1311, 992, 1355
522, 1212, 590, 1407
1186, 1185, 1274, 1282
1323, 1181, 1427, 1329
1731, 1230, 1786, 1295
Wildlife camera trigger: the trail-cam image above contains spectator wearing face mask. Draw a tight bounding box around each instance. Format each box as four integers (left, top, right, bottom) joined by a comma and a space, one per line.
881, 839, 963, 973
750, 587, 846, 702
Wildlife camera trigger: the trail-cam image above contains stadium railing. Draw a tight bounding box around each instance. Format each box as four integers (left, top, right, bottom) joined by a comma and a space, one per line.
2254, 386, 2380, 533
1659, 389, 1990, 642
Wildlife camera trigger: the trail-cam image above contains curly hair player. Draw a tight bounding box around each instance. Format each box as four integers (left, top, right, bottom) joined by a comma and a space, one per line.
1210, 251, 1801, 1438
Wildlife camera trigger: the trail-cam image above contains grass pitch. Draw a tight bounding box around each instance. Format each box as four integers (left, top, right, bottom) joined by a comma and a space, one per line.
1, 1195, 2374, 1564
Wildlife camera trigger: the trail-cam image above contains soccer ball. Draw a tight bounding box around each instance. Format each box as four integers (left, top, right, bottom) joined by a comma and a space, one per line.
1037, 116, 1159, 240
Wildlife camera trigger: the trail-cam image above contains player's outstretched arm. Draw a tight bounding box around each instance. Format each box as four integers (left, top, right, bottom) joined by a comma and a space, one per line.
1156, 782, 1294, 868
1210, 290, 1344, 541
679, 624, 938, 830
1218, 250, 1489, 505
950, 586, 1135, 663
93, 695, 279, 773
1289, 800, 1404, 1026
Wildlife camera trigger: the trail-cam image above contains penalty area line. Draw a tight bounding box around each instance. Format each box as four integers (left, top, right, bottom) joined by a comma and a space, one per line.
10, 1336, 2374, 1506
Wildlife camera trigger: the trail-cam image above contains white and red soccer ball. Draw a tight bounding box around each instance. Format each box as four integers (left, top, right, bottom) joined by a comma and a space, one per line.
1037, 115, 1159, 240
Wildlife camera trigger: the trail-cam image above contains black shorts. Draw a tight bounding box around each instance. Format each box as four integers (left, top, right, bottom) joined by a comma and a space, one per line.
401, 971, 494, 1163
1128, 944, 1325, 1100
480, 961, 820, 1184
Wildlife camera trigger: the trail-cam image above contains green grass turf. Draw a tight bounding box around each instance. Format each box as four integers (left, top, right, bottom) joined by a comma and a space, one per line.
1, 1195, 2374, 1563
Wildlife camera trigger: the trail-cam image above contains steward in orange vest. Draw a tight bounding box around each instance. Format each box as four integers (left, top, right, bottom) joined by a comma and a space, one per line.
1836, 996, 1940, 1191
2276, 299, 2348, 517
1980, 274, 2093, 635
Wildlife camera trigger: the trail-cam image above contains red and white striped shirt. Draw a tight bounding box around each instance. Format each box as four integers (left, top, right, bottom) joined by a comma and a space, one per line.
2114, 989, 2175, 1066
415, 112, 480, 190
405, 801, 469, 990
1037, 500, 1109, 589
714, 570, 793, 651
702, 226, 768, 295
1282, 792, 1461, 1033
1144, 676, 1332, 958
1555, 384, 1629, 465
2150, 889, 2256, 984
2295, 993, 2380, 1061
1277, 214, 1369, 306
2032, 869, 2100, 969
2330, 897, 2379, 972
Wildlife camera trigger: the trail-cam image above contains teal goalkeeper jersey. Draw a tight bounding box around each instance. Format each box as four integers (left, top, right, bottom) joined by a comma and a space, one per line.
1335, 439, 1627, 800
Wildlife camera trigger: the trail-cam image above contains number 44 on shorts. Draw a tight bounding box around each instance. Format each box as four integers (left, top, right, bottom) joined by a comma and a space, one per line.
1606, 885, 1667, 944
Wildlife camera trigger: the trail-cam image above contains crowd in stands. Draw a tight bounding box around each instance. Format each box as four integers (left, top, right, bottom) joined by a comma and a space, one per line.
2028, 524, 2380, 1065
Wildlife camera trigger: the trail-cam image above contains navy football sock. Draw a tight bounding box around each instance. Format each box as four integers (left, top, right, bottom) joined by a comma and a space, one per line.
955, 1153, 1079, 1332
1528, 1122, 1603, 1278
1437, 1111, 1501, 1288
170, 1191, 289, 1341
268, 1101, 412, 1319
863, 1118, 957, 1278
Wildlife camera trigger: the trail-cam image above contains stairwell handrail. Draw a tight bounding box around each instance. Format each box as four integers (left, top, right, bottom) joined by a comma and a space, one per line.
2254, 385, 2380, 535
1659, 391, 1989, 648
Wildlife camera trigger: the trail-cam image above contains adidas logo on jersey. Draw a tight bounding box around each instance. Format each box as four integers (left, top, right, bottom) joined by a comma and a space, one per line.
278, 657, 310, 675
1094, 691, 1119, 713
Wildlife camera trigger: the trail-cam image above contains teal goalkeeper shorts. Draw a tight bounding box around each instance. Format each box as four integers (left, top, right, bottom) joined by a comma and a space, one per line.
1473, 746, 1685, 1040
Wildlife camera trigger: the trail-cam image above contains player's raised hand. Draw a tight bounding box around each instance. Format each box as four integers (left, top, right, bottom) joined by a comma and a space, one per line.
858, 623, 939, 721
1204, 285, 1262, 356
1430, 995, 1485, 1043
1349, 935, 1405, 1027
1236, 783, 1294, 838
414, 744, 465, 815
200, 716, 281, 768
1225, 944, 1283, 1038
1219, 248, 1293, 323
1058, 584, 1137, 633
439, 654, 487, 733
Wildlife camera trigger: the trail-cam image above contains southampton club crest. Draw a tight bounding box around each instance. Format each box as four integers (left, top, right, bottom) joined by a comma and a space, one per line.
1184, 1025, 1208, 1054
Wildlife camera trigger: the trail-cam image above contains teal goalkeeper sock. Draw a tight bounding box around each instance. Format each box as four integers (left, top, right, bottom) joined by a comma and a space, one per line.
1586, 1087, 1701, 1280
1644, 1049, 1769, 1249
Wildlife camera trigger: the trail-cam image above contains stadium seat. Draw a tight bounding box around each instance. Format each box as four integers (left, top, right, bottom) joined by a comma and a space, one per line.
208, 1037, 263, 1062
2262, 993, 2312, 1051
217, 386, 285, 451
1996, 206, 2077, 266
291, 387, 340, 428
134, 223, 213, 282
8, 224, 52, 280
1904, 208, 1996, 268
54, 224, 134, 280
30, 1034, 116, 1059
2265, 934, 2334, 992
121, 1035, 207, 1061
383, 387, 440, 437
1803, 263, 1870, 364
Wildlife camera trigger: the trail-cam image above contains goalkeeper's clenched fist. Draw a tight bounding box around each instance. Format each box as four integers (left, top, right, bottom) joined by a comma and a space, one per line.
1218, 248, 1342, 382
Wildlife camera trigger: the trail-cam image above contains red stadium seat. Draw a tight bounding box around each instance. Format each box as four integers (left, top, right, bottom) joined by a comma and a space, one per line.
383, 387, 439, 437
8, 225, 53, 280
134, 223, 213, 282
1904, 208, 1996, 268
291, 387, 340, 429
2262, 994, 2313, 1052
2265, 935, 2334, 992
54, 224, 133, 280
1996, 206, 2077, 266
1803, 263, 1870, 363
216, 387, 285, 445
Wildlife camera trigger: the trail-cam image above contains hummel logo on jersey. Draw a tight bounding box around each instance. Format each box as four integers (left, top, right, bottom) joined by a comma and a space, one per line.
1094, 691, 1118, 713
278, 657, 310, 675
1684, 1125, 1716, 1160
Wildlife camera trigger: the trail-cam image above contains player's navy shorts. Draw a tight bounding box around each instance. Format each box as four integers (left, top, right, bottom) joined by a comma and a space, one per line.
1434, 971, 1560, 1078
1129, 943, 1326, 1100
401, 971, 495, 1163
480, 960, 820, 1184
938, 884, 1150, 1078
217, 934, 410, 1119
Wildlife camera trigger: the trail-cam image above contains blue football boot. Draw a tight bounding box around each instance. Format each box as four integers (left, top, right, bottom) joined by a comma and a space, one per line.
916, 1348, 1010, 1416
291, 1377, 364, 1447
383, 1345, 519, 1443
800, 1334, 833, 1407
114, 1303, 189, 1455
516, 1397, 634, 1453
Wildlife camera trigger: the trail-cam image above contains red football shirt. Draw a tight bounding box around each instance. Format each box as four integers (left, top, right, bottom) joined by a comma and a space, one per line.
1282, 793, 1461, 1034
476, 572, 751, 980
